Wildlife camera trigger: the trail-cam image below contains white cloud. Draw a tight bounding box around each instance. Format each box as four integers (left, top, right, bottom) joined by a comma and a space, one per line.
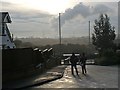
58, 2, 118, 38
1, 1, 118, 38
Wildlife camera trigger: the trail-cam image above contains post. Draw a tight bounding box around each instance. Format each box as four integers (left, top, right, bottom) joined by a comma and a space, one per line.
89, 21, 90, 45
59, 13, 61, 46
58, 13, 62, 58
118, 2, 120, 45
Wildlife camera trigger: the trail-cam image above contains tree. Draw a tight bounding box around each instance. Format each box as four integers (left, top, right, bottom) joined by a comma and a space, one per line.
92, 14, 116, 53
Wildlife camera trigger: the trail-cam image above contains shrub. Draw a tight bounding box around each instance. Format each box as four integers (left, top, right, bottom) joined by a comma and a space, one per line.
94, 49, 118, 65
101, 49, 115, 57
95, 56, 118, 66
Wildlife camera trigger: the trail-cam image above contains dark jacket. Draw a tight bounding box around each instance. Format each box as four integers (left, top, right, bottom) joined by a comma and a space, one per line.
80, 56, 87, 65
70, 55, 78, 65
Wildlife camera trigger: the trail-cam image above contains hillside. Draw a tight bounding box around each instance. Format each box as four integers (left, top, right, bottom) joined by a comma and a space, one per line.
17, 37, 90, 46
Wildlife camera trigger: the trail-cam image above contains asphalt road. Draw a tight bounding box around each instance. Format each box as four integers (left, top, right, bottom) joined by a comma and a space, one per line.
33, 65, 118, 88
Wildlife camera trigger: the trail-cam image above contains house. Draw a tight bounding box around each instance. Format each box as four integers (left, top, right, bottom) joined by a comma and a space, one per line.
0, 12, 16, 49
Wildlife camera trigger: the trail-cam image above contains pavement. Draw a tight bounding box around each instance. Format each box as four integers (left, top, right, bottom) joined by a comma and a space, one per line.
2, 65, 67, 90
35, 65, 118, 88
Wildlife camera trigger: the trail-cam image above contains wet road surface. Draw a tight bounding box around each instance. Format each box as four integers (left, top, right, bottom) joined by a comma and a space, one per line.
33, 65, 118, 88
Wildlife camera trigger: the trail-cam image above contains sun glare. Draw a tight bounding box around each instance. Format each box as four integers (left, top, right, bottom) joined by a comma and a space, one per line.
31, 0, 68, 14
29, 0, 73, 14
3, 0, 81, 14
20, 0, 71, 15
3, 0, 119, 14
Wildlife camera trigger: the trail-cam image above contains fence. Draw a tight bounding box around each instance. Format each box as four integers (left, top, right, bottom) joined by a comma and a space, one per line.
2, 47, 60, 83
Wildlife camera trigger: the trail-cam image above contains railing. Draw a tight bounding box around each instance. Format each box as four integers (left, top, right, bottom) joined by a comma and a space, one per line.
61, 57, 95, 65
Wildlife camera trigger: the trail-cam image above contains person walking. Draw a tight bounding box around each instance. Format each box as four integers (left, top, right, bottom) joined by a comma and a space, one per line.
80, 52, 87, 75
70, 53, 79, 76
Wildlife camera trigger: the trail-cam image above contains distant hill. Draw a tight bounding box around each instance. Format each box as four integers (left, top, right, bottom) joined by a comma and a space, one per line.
16, 37, 90, 46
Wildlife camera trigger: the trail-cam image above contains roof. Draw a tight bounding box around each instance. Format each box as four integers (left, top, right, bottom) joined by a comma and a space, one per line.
0, 12, 12, 23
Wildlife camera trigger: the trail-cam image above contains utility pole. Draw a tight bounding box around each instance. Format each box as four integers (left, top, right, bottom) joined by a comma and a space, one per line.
118, 2, 120, 45
88, 21, 91, 59
59, 13, 61, 45
59, 13, 62, 56
89, 21, 90, 45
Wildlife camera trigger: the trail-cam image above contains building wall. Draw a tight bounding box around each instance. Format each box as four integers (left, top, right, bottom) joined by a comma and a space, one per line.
0, 23, 16, 49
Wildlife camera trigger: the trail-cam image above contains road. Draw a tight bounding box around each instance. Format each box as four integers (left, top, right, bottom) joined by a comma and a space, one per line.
33, 65, 118, 88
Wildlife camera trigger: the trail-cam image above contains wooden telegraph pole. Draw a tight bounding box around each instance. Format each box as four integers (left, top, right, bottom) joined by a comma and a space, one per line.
89, 21, 90, 45
59, 13, 62, 56
59, 13, 61, 45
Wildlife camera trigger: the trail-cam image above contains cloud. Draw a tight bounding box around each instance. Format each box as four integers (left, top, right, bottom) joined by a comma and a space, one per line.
1, 1, 53, 23
50, 3, 90, 28
50, 2, 117, 38
61, 3, 90, 24
1, 1, 117, 38
51, 2, 114, 29
1, 1, 58, 38
92, 4, 113, 14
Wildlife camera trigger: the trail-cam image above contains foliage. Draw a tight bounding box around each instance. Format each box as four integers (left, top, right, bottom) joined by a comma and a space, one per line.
92, 14, 116, 53
14, 39, 35, 48
92, 14, 118, 65
94, 49, 119, 65
117, 43, 120, 49
14, 38, 97, 59
95, 56, 118, 66
116, 51, 120, 64
39, 43, 96, 58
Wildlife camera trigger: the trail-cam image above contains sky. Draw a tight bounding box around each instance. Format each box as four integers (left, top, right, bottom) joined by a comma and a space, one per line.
1, 0, 119, 38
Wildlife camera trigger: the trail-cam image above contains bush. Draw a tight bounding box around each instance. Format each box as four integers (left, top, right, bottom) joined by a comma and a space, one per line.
101, 49, 115, 57
94, 49, 118, 65
95, 56, 118, 66
116, 50, 120, 64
